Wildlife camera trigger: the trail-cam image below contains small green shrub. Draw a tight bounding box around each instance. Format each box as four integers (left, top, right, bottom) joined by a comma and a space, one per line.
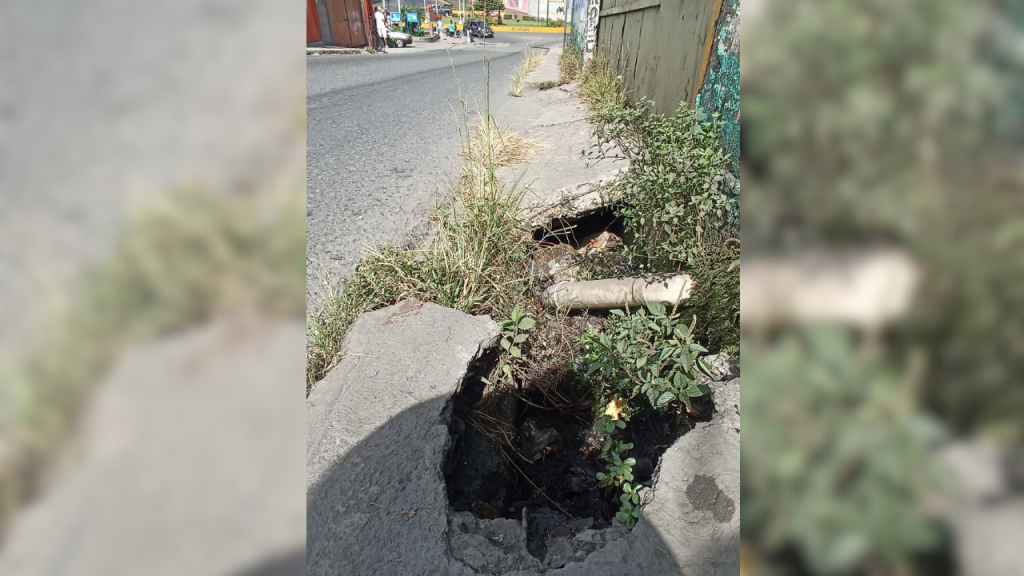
481, 304, 535, 389
588, 98, 738, 352
578, 302, 714, 415
743, 328, 949, 575
592, 100, 732, 270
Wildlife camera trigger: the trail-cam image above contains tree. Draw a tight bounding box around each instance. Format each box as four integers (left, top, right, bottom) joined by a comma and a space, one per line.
473, 0, 504, 21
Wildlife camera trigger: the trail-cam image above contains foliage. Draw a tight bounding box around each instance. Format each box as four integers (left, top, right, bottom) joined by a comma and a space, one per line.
742, 328, 949, 575
308, 126, 537, 389
481, 305, 535, 389
534, 80, 564, 91
473, 0, 504, 16
592, 409, 644, 529
578, 53, 627, 109
586, 96, 738, 353
591, 100, 733, 271
399, 4, 427, 29
616, 481, 644, 529
557, 43, 582, 84
578, 303, 714, 414
686, 229, 740, 355
743, 0, 1001, 250
307, 170, 533, 389
741, 3, 1024, 571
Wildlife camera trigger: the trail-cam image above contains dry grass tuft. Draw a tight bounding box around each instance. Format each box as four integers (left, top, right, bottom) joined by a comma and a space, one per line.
462, 116, 549, 168
509, 48, 545, 97
579, 53, 627, 109
558, 44, 582, 83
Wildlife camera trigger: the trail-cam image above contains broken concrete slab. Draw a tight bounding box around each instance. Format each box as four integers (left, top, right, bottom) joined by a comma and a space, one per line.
634, 375, 741, 576
0, 319, 307, 576
308, 298, 738, 575
306, 299, 500, 576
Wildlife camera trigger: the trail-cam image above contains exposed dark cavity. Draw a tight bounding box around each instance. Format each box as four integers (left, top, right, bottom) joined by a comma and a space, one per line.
532, 206, 624, 249
444, 368, 691, 564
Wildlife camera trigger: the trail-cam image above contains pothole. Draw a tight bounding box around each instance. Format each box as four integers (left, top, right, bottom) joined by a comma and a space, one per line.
443, 366, 695, 567
532, 206, 624, 249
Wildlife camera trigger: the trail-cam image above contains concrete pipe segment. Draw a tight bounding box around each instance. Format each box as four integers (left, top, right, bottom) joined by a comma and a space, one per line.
540, 274, 693, 310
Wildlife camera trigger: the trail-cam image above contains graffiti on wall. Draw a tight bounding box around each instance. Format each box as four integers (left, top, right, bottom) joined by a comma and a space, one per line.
584, 0, 600, 60
696, 0, 739, 175
696, 0, 740, 215
568, 0, 588, 58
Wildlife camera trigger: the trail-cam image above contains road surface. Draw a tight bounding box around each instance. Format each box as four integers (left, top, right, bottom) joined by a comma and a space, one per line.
306, 32, 564, 312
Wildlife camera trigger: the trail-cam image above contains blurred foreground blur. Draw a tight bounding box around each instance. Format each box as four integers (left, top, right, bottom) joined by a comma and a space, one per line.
0, 1, 306, 575
742, 0, 1024, 575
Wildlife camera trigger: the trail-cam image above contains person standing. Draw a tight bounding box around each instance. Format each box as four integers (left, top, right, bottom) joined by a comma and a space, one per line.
374, 7, 389, 52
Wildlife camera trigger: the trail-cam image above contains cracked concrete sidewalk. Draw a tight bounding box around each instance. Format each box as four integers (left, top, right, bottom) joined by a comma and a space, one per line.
493, 46, 629, 228
307, 298, 740, 576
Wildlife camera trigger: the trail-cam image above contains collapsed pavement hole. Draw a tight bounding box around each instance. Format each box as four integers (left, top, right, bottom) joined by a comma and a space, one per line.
444, 366, 694, 565
532, 206, 624, 249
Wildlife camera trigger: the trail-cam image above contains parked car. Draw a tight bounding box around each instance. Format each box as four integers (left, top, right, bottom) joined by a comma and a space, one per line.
464, 20, 494, 38
388, 29, 413, 48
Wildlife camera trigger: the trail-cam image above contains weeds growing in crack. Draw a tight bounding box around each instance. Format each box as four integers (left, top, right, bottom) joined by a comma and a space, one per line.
306, 53, 539, 390
509, 46, 544, 97
558, 43, 582, 84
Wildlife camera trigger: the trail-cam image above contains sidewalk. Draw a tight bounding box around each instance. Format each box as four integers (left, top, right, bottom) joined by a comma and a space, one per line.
493, 46, 629, 228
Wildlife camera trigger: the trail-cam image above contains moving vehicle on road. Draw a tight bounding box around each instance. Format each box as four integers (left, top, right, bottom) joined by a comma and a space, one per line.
464, 20, 494, 38
388, 29, 413, 48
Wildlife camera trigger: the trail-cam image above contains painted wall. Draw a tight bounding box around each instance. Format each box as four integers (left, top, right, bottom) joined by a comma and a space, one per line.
696, 0, 740, 179
504, 0, 566, 20
567, 0, 588, 58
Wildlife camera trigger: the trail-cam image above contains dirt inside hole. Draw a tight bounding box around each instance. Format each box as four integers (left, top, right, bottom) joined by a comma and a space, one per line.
444, 368, 696, 563
532, 207, 624, 249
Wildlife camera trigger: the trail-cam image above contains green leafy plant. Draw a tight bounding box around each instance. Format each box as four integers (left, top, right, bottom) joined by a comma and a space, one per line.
482, 305, 535, 389
596, 445, 635, 487
743, 328, 949, 575
591, 408, 645, 529
617, 482, 644, 529
579, 302, 714, 415
591, 100, 733, 271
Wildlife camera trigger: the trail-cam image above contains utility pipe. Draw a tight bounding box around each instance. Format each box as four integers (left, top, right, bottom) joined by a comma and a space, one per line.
541, 274, 693, 310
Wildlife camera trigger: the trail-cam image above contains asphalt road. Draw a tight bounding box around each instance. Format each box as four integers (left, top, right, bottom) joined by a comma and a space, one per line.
306, 32, 564, 312
0, 0, 303, 349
